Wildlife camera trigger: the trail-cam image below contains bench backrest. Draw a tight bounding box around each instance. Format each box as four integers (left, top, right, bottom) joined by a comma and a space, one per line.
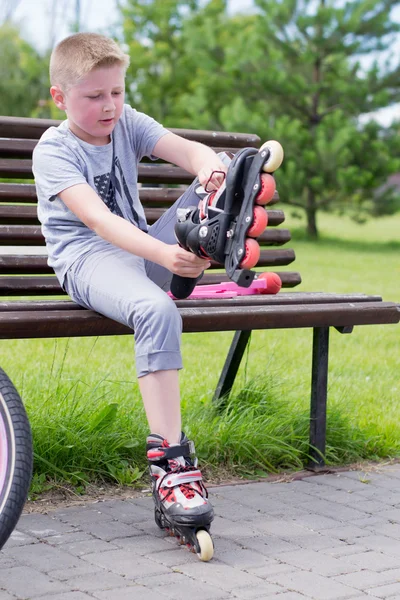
0, 116, 301, 298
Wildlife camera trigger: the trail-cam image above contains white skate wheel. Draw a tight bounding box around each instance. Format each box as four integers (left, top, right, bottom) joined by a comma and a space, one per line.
260, 140, 284, 173
196, 529, 214, 561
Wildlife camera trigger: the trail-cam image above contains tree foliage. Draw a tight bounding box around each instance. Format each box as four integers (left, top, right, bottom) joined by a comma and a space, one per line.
120, 0, 400, 236
0, 24, 50, 118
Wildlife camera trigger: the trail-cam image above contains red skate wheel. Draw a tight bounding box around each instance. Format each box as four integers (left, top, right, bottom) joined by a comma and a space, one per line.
257, 271, 282, 294
256, 174, 276, 205
247, 206, 268, 237
240, 238, 260, 269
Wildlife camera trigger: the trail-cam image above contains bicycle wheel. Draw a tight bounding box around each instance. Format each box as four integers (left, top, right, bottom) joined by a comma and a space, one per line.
0, 368, 33, 550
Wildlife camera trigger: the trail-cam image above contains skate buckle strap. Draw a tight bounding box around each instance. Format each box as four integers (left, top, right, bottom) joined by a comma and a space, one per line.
205, 171, 226, 193
162, 469, 203, 488
147, 441, 195, 461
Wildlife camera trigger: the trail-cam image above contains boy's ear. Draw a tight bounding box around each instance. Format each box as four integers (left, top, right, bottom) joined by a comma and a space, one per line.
50, 85, 67, 111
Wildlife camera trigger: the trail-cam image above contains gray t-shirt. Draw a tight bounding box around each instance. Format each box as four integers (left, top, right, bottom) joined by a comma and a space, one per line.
33, 104, 169, 286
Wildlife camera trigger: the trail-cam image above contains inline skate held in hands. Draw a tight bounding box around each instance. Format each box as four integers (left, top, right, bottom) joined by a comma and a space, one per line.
171, 140, 284, 299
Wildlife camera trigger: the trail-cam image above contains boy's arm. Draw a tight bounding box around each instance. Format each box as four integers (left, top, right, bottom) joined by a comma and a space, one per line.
59, 183, 210, 277
153, 132, 227, 190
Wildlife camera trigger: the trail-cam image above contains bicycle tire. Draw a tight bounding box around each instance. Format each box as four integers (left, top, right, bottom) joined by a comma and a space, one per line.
0, 368, 33, 550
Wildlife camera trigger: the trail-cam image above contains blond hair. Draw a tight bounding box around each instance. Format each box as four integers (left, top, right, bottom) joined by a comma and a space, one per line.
50, 32, 130, 91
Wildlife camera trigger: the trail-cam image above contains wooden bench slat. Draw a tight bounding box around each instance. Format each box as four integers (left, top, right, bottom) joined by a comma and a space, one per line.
0, 225, 291, 246
0, 183, 280, 206
0, 205, 286, 228
0, 159, 196, 183
0, 249, 296, 274
0, 301, 397, 340
0, 138, 37, 157
0, 138, 259, 159
0, 270, 301, 294
0, 293, 386, 313
0, 117, 261, 146
3, 160, 282, 186
0, 183, 38, 202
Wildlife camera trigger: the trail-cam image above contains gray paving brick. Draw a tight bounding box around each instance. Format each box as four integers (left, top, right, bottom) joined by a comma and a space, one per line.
0, 592, 17, 600
292, 513, 344, 531
7, 542, 82, 571
301, 474, 378, 493
135, 571, 229, 599
54, 537, 119, 556
296, 497, 367, 521
82, 548, 170, 579
365, 582, 400, 598
112, 533, 178, 555
340, 550, 400, 571
63, 569, 129, 592
54, 507, 114, 526
76, 519, 143, 541
290, 533, 349, 551
43, 531, 93, 547
93, 586, 192, 600
320, 543, 370, 558
246, 561, 300, 578
266, 569, 360, 599
176, 561, 268, 592
319, 525, 372, 541
334, 569, 400, 591
259, 594, 312, 600
359, 534, 400, 557
211, 497, 269, 521
227, 581, 285, 598
32, 594, 93, 600
0, 554, 19, 569
217, 547, 277, 569
238, 533, 301, 557
279, 548, 360, 576
376, 508, 400, 523
0, 566, 69, 597
366, 522, 400, 541
144, 547, 206, 567
344, 474, 400, 492
96, 499, 154, 523
47, 563, 105, 581
2, 530, 37, 548
16, 513, 77, 537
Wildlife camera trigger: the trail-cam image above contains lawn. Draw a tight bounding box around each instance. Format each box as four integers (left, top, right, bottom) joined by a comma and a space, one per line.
1, 210, 399, 490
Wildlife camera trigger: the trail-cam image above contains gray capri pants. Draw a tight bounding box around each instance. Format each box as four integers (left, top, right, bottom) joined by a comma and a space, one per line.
64, 180, 200, 377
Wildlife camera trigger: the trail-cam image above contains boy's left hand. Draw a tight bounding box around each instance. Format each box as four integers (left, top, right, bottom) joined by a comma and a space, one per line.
198, 158, 227, 191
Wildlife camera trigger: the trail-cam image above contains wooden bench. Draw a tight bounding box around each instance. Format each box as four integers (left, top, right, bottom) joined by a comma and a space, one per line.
0, 115, 399, 470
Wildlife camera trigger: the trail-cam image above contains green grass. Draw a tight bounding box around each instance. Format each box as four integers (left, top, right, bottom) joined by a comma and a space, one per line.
2, 211, 400, 492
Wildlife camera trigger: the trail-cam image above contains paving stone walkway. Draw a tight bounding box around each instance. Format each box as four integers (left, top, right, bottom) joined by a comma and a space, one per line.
2, 464, 400, 600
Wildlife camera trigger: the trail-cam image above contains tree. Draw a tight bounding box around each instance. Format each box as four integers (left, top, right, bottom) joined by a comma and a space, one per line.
119, 0, 400, 237
235, 0, 400, 236
0, 24, 50, 118
119, 0, 202, 124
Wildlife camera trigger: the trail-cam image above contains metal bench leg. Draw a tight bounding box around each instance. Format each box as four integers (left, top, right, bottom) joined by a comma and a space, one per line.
213, 330, 252, 405
308, 326, 330, 470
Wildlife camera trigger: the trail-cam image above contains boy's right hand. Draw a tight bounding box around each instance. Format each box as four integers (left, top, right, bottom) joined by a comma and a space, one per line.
162, 244, 211, 278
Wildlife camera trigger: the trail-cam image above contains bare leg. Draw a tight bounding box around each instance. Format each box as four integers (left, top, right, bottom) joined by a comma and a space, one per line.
138, 369, 181, 444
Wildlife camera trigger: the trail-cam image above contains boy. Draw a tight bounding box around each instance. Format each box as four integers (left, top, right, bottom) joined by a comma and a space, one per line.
33, 32, 227, 554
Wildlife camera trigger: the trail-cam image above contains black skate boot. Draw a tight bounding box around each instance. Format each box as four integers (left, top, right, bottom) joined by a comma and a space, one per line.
170, 140, 283, 299
146, 432, 214, 561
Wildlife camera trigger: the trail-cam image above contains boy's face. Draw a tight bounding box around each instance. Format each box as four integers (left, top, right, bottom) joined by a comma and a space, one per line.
51, 64, 125, 145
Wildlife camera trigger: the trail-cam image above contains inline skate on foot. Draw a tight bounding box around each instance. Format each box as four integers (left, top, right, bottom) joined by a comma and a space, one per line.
170, 140, 284, 299
147, 432, 214, 561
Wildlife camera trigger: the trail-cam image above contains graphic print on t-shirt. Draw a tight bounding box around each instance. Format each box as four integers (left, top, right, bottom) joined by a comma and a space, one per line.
94, 170, 124, 218
94, 156, 143, 228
